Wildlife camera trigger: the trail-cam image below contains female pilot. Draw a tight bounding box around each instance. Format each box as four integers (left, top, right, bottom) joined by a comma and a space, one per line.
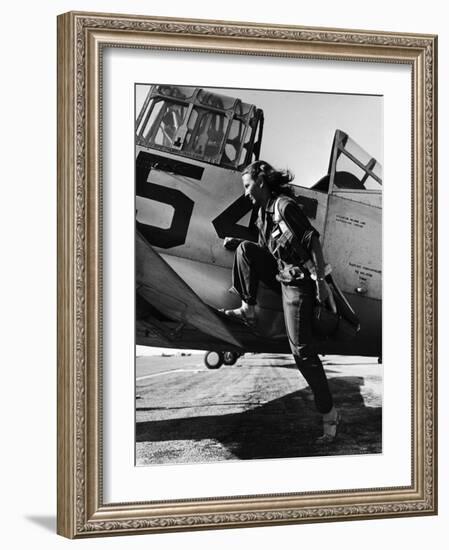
223, 160, 339, 443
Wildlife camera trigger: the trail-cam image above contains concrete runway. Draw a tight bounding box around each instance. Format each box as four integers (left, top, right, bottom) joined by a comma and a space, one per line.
136, 353, 382, 466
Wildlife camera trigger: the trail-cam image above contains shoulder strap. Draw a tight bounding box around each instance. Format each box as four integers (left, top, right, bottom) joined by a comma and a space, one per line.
274, 197, 281, 223
274, 196, 293, 234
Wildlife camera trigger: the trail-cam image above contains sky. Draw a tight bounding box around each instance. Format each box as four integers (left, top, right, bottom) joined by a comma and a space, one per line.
135, 84, 383, 356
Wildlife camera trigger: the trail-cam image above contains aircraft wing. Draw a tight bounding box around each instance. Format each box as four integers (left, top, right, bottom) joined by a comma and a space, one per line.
136, 231, 242, 350
136, 230, 378, 357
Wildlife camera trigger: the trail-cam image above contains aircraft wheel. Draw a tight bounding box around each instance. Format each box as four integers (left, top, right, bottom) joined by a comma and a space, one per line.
223, 351, 239, 366
204, 351, 224, 369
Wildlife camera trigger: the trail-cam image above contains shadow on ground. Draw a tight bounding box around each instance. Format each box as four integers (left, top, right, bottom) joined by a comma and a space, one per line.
137, 376, 381, 461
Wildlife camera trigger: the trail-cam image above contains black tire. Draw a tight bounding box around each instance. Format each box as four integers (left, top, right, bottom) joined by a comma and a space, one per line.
223, 351, 239, 366
204, 351, 224, 369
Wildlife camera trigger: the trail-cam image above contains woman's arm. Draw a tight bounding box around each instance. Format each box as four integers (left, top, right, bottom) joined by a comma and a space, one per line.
310, 234, 328, 302
310, 234, 336, 308
280, 199, 332, 304
310, 234, 326, 280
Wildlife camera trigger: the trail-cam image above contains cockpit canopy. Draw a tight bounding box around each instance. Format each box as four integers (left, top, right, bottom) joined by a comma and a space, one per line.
136, 85, 264, 170
312, 129, 382, 193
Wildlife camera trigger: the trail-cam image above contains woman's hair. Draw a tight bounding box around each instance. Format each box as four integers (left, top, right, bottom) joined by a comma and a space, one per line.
242, 160, 294, 196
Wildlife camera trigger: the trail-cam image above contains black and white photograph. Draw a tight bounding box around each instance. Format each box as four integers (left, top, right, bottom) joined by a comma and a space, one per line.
2, 0, 444, 545
134, 83, 383, 465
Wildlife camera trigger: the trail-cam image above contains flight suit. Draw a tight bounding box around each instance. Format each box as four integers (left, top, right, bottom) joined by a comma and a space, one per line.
230, 194, 333, 414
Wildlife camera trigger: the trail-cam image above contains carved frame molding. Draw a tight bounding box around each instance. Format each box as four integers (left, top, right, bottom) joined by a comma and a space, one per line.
57, 12, 437, 538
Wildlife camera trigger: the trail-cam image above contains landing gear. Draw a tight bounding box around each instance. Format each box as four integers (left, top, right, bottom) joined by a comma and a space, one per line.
223, 351, 240, 366
203, 351, 242, 369
204, 351, 224, 369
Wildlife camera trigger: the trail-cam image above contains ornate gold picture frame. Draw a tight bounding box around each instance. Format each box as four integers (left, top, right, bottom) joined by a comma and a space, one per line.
57, 11, 437, 538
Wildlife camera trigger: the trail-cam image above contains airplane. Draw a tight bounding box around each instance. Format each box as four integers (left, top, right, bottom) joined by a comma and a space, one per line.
135, 84, 382, 369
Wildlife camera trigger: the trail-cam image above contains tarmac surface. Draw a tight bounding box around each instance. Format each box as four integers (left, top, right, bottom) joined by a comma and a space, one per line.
136, 353, 382, 466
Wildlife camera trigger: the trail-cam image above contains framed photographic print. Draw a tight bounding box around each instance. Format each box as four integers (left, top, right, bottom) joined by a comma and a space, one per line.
57, 11, 437, 538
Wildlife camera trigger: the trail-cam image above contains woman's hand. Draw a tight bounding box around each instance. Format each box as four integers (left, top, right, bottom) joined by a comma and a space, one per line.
316, 279, 329, 303
223, 237, 242, 251
316, 279, 337, 313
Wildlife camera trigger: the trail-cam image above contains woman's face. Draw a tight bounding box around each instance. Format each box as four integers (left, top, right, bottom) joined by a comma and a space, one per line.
242, 173, 265, 205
